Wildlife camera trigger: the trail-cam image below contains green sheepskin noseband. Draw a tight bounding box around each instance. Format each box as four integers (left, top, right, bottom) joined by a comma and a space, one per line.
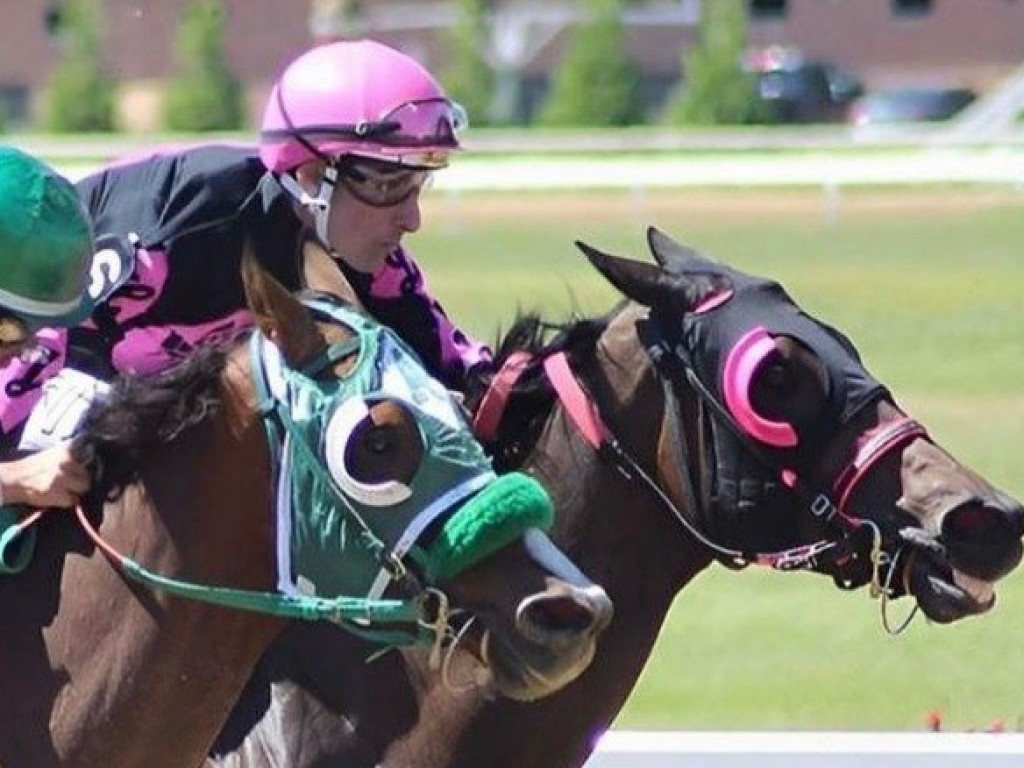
428, 470, 553, 582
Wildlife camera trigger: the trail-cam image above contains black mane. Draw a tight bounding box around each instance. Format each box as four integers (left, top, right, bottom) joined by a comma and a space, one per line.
493, 311, 610, 367
73, 344, 229, 500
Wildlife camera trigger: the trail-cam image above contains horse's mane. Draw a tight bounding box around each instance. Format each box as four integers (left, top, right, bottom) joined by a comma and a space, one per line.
492, 311, 612, 368
468, 303, 623, 469
74, 344, 229, 500
70, 289, 359, 502
71, 297, 621, 492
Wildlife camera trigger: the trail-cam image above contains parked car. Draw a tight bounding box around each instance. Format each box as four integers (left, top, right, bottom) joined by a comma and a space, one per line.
745, 47, 864, 123
848, 87, 977, 125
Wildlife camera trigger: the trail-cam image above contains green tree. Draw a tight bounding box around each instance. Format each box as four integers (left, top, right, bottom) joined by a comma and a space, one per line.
163, 0, 244, 131
537, 0, 644, 127
440, 0, 495, 126
664, 0, 771, 125
44, 0, 116, 133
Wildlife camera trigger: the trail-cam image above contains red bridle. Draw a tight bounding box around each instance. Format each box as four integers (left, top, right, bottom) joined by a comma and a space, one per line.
472, 350, 928, 581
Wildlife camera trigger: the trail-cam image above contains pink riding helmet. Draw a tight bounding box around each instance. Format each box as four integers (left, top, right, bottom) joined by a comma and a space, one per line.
260, 39, 467, 173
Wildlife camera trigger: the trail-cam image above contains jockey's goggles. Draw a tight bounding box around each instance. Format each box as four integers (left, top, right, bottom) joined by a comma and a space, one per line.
336, 159, 432, 208
348, 98, 467, 151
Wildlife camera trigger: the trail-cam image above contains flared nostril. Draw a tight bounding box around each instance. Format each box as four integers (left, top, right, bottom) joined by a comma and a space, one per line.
940, 503, 1024, 582
517, 587, 613, 638
527, 596, 594, 632
942, 504, 1013, 542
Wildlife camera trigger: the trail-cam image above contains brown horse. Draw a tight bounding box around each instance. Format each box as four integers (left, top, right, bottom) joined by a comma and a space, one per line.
209, 227, 1024, 768
0, 250, 612, 768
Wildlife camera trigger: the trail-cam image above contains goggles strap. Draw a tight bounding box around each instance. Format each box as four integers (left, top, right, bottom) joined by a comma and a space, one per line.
337, 157, 369, 182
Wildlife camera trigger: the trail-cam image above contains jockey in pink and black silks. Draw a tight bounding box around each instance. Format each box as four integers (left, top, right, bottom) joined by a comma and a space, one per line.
0, 39, 492, 450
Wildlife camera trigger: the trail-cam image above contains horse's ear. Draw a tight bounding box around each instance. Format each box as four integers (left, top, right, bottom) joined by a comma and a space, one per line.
241, 243, 324, 366
576, 239, 688, 309
646, 226, 713, 272
301, 236, 363, 310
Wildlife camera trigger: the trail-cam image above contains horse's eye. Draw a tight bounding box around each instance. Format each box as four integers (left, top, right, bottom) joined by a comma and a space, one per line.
324, 398, 423, 506
363, 425, 395, 455
759, 361, 790, 390
750, 340, 827, 428
747, 360, 797, 423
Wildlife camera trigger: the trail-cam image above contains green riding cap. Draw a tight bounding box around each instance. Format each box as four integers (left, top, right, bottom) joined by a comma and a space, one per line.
0, 146, 95, 330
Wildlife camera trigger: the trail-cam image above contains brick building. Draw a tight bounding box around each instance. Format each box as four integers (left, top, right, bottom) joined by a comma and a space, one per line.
2, 0, 1023, 130
0, 0, 312, 130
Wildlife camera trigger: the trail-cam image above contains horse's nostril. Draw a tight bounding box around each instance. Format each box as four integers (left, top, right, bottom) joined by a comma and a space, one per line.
941, 503, 1024, 581
943, 505, 1009, 542
527, 596, 594, 632
518, 589, 610, 635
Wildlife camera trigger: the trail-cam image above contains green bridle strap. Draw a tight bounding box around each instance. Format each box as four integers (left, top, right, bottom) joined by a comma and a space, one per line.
297, 334, 362, 377
118, 554, 423, 626
72, 504, 432, 645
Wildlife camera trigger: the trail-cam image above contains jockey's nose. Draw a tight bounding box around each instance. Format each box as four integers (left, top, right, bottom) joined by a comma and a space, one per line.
396, 189, 422, 234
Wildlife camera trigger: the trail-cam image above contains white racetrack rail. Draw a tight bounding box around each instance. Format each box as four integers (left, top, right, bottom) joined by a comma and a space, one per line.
584, 731, 1024, 768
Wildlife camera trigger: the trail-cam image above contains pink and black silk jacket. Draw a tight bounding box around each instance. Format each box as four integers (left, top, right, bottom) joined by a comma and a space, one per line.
0, 144, 490, 443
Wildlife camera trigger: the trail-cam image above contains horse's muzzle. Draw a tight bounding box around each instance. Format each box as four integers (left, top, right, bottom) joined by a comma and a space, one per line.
901, 499, 1024, 623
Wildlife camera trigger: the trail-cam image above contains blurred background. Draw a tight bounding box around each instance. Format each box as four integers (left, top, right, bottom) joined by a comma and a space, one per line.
2, 0, 1023, 139
5, 0, 1024, 737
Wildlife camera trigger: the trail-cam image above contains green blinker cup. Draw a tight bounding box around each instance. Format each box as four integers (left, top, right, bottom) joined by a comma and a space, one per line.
0, 505, 37, 575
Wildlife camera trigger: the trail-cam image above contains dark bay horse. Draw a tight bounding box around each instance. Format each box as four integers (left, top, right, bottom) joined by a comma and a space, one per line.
210, 227, 1024, 768
0, 248, 611, 768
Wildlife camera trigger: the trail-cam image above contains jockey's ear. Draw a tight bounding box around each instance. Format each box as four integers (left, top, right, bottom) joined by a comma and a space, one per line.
240, 241, 324, 367
292, 158, 329, 193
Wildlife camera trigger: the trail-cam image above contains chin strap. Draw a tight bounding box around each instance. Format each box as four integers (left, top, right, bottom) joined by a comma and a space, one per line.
277, 168, 336, 243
